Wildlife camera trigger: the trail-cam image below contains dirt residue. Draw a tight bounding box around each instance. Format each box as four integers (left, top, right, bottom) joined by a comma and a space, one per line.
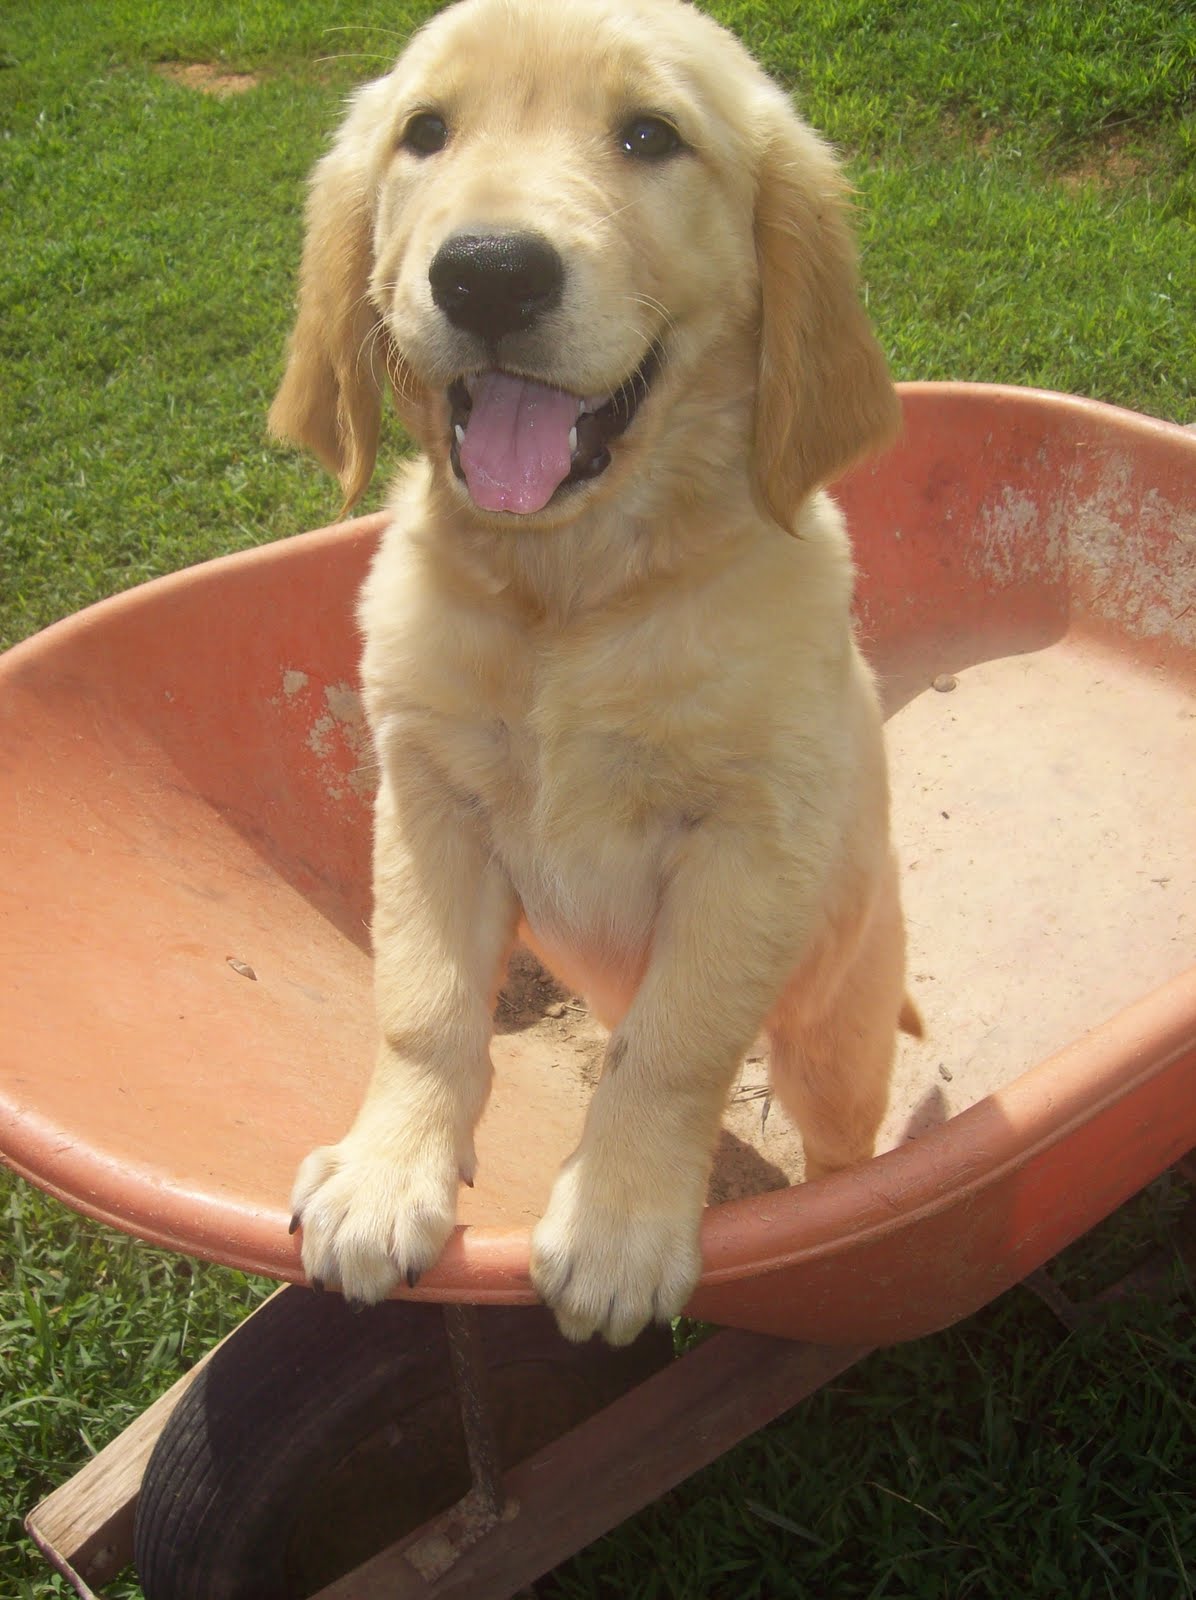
302, 681, 377, 801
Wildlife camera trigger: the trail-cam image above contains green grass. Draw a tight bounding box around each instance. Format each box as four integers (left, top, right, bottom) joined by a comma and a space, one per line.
2, 0, 1194, 1594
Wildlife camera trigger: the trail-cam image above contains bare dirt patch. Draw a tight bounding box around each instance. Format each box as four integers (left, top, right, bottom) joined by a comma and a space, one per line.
154, 61, 259, 98
1058, 128, 1151, 190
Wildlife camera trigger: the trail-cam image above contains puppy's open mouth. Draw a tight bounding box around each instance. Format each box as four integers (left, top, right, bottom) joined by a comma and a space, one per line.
447, 344, 662, 515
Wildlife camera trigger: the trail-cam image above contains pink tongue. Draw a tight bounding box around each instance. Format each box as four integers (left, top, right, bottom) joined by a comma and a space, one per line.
459, 373, 581, 514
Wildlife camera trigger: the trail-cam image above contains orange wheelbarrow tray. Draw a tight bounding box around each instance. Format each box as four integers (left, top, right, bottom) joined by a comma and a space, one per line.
4, 383, 1195, 1599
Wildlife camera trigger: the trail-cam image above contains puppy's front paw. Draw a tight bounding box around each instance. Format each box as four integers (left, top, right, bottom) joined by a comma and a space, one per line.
289, 1134, 465, 1304
530, 1161, 702, 1346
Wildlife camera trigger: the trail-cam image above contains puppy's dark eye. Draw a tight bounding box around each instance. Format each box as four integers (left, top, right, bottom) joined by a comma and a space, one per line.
619, 116, 683, 162
400, 112, 449, 157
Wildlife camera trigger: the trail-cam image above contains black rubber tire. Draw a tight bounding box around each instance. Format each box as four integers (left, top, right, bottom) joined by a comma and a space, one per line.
133, 1289, 673, 1600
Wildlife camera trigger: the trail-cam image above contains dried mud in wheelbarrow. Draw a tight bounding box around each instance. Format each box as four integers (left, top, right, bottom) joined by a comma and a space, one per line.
2, 384, 1194, 1347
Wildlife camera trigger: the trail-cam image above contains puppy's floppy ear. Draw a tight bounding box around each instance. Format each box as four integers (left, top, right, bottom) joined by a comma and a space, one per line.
269, 82, 409, 512
752, 101, 900, 529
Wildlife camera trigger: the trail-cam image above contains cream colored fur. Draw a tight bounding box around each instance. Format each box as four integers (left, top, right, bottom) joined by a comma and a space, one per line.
274, 0, 909, 1345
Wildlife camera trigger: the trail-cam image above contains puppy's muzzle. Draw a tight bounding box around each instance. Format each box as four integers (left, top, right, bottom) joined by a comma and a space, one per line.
430, 231, 565, 344
429, 228, 662, 516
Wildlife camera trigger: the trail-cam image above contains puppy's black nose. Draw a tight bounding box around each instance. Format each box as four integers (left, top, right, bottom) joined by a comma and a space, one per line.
429, 232, 564, 342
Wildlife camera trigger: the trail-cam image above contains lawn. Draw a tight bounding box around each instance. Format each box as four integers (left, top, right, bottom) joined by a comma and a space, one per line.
2, 0, 1194, 1595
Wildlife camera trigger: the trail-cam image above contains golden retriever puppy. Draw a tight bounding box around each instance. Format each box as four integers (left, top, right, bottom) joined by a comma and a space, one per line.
274, 0, 909, 1346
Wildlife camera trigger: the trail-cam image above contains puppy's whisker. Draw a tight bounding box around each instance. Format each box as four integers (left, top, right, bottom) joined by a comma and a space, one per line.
315, 52, 402, 69
386, 345, 418, 407
594, 199, 638, 228
624, 294, 677, 340
320, 24, 412, 42
355, 319, 390, 391
315, 23, 415, 69
352, 303, 417, 409
354, 291, 418, 406
348, 286, 383, 327
629, 292, 675, 325
574, 194, 649, 253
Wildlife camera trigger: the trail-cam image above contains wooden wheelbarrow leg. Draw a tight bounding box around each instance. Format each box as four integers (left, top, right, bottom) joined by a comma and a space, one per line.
315, 1327, 870, 1600
25, 1289, 290, 1597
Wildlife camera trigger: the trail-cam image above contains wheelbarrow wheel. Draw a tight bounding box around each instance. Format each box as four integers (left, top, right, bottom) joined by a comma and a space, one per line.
133, 1287, 673, 1600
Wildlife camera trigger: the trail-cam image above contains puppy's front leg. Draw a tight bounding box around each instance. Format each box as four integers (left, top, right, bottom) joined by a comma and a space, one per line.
292, 754, 516, 1303
530, 823, 816, 1345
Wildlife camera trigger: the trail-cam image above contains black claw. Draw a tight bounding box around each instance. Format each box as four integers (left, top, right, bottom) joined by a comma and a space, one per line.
406, 1266, 421, 1289
288, 1212, 302, 1236
311, 1276, 326, 1295
348, 1298, 368, 1316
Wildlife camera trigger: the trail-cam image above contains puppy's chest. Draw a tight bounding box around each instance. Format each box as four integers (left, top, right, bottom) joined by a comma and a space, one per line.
446, 692, 690, 939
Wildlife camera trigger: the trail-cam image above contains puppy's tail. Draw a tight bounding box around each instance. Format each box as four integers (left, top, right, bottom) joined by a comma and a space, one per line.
898, 994, 925, 1039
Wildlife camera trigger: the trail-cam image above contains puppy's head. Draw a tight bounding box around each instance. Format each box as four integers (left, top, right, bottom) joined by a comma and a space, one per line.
270, 0, 898, 529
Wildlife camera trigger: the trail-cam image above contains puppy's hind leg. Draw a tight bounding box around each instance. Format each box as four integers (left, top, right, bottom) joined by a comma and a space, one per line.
767, 866, 907, 1182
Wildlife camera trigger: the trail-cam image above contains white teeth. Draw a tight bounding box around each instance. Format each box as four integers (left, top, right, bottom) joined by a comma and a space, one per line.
569, 426, 578, 453
454, 424, 466, 445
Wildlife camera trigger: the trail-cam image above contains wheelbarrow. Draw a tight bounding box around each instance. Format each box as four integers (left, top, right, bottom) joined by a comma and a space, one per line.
3, 384, 1194, 1598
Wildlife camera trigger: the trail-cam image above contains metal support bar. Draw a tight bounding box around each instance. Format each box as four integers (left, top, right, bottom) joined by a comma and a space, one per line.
442, 1304, 507, 1517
